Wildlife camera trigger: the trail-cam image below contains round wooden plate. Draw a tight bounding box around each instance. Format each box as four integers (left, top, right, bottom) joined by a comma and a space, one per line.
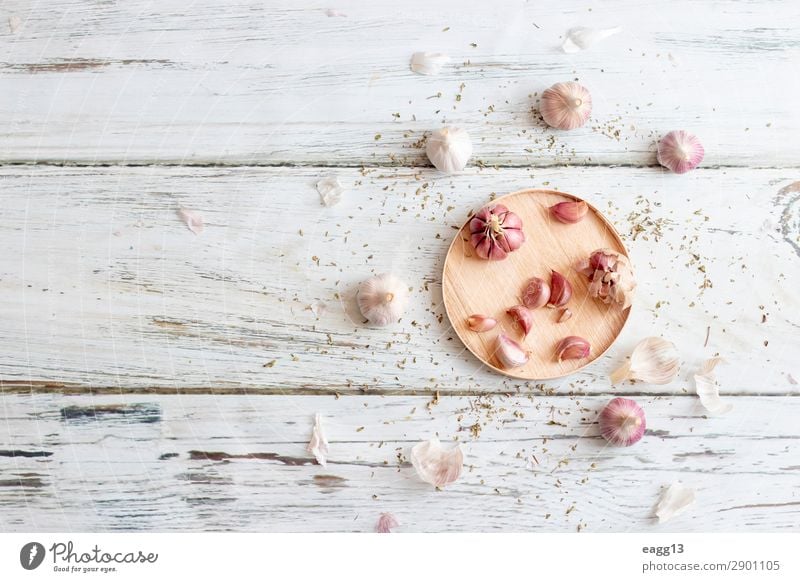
442, 189, 631, 380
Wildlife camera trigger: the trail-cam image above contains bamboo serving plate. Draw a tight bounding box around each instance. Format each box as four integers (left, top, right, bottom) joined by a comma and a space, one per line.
442, 189, 631, 380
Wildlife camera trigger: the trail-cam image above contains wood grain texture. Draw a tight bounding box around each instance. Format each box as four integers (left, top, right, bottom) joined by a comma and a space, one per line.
0, 0, 798, 165
0, 166, 797, 395
443, 189, 630, 379
0, 393, 798, 532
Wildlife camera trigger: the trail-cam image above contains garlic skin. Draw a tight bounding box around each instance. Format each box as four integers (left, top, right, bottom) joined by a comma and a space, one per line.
410, 438, 463, 488
426, 127, 472, 174
410, 52, 450, 76
540, 82, 592, 130
550, 200, 588, 224
306, 413, 329, 466
357, 273, 409, 327
467, 314, 497, 332
694, 357, 733, 414
657, 130, 704, 174
561, 26, 622, 53
177, 208, 204, 235
495, 334, 529, 369
556, 336, 590, 362
576, 248, 636, 309
610, 337, 680, 384
598, 397, 646, 447
548, 270, 572, 307
655, 483, 696, 523
469, 204, 525, 261
316, 176, 345, 206
376, 512, 399, 533
558, 307, 573, 323
522, 276, 550, 309
506, 305, 534, 338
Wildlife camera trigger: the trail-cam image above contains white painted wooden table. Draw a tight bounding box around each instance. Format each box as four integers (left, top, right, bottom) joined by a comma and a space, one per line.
1, 0, 798, 532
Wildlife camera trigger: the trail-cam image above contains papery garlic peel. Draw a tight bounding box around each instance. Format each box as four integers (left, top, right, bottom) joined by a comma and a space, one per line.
540, 82, 592, 130
598, 397, 646, 447
376, 512, 399, 533
561, 26, 622, 53
655, 483, 696, 523
610, 337, 680, 385
306, 413, 329, 466
468, 204, 525, 261
410, 438, 463, 488
576, 248, 636, 309
410, 52, 450, 76
357, 273, 409, 327
694, 357, 733, 414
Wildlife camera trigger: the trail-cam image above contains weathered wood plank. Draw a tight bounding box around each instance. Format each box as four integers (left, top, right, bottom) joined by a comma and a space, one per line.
0, 166, 797, 394
0, 0, 798, 165
0, 394, 797, 532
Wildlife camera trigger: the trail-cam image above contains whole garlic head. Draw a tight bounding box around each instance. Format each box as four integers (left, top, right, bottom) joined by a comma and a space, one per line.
539, 81, 592, 130
357, 273, 409, 327
425, 126, 472, 174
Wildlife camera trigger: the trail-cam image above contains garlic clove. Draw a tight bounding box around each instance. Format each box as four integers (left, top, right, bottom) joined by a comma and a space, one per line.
558, 307, 573, 323
656, 130, 704, 174
467, 314, 497, 332
177, 208, 204, 235
522, 276, 550, 309
410, 52, 450, 76
550, 200, 589, 224
425, 126, 472, 174
316, 176, 345, 206
495, 334, 529, 369
576, 248, 636, 309
610, 337, 680, 384
468, 204, 525, 261
306, 413, 329, 466
655, 483, 696, 523
376, 512, 399, 533
547, 270, 573, 307
694, 357, 733, 414
555, 336, 590, 362
506, 305, 534, 338
598, 397, 646, 447
410, 438, 463, 488
357, 273, 409, 327
561, 26, 622, 53
540, 82, 592, 130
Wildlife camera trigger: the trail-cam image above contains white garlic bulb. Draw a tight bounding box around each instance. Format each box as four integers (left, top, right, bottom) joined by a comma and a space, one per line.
425, 127, 472, 174
610, 336, 681, 385
539, 82, 592, 130
357, 273, 408, 326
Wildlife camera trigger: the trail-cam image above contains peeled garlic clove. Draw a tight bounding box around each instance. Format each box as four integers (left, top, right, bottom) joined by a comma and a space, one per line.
495, 334, 529, 369
540, 82, 592, 130
410, 52, 450, 76
555, 336, 590, 362
694, 357, 733, 414
522, 276, 550, 309
610, 337, 680, 384
657, 130, 704, 174
506, 305, 534, 338
547, 270, 572, 307
561, 26, 622, 53
598, 397, 646, 447
469, 204, 525, 261
467, 314, 497, 332
576, 248, 636, 309
357, 273, 409, 327
655, 483, 696, 523
376, 512, 399, 533
410, 438, 463, 488
306, 413, 329, 466
425, 126, 472, 174
550, 200, 588, 224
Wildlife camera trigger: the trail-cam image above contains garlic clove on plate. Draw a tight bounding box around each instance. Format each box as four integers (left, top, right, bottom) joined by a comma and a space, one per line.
467, 314, 497, 332
561, 26, 622, 53
655, 483, 696, 523
694, 357, 733, 414
540, 82, 592, 130
576, 248, 636, 309
550, 200, 588, 224
306, 413, 329, 466
599, 397, 646, 447
506, 305, 534, 338
426, 126, 472, 174
410, 438, 463, 488
555, 336, 590, 362
410, 52, 451, 76
657, 130, 704, 174
357, 273, 409, 326
522, 276, 550, 309
495, 334, 529, 369
547, 270, 573, 307
610, 337, 680, 384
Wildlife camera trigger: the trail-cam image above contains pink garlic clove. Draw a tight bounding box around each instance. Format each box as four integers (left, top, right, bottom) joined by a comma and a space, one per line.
522, 276, 550, 309
548, 270, 573, 307
495, 334, 529, 369
558, 307, 573, 323
549, 200, 589, 224
555, 336, 590, 362
656, 130, 704, 174
467, 314, 497, 333
598, 397, 646, 447
506, 305, 534, 338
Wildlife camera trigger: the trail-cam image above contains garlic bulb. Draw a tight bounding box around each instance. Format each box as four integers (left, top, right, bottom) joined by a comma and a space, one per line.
657, 130, 704, 174
306, 413, 329, 466
495, 334, 529, 369
410, 438, 463, 488
576, 248, 636, 309
357, 273, 409, 326
561, 26, 622, 53
540, 82, 592, 130
610, 337, 680, 384
376, 512, 399, 533
694, 357, 733, 414
426, 127, 472, 174
598, 397, 646, 447
410, 52, 450, 76
506, 305, 534, 338
469, 204, 525, 260
655, 483, 696, 523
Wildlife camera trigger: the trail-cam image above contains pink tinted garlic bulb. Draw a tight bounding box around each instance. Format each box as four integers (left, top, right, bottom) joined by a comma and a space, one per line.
656, 130, 704, 174
469, 204, 525, 260
598, 397, 646, 447
540, 82, 592, 130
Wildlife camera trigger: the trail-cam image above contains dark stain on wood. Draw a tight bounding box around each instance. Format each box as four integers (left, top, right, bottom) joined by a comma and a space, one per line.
188, 450, 313, 465
0, 477, 46, 488
177, 472, 233, 485
151, 318, 187, 330
159, 453, 179, 460
674, 450, 731, 459
60, 403, 161, 423
311, 474, 347, 489
0, 450, 53, 458
3, 58, 173, 74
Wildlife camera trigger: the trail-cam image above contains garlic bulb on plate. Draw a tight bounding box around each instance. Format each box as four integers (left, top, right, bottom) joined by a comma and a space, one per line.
468, 204, 525, 260
657, 130, 704, 174
610, 337, 680, 384
410, 438, 463, 488
426, 126, 472, 174
540, 82, 592, 130
357, 273, 408, 326
576, 248, 636, 309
